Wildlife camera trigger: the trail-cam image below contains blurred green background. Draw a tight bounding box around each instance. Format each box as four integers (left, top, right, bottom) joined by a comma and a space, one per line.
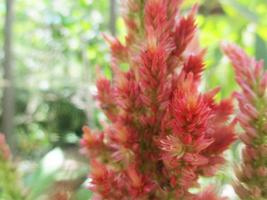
0, 0, 266, 199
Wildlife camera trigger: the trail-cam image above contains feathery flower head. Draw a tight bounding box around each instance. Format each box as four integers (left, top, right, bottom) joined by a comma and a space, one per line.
82, 1, 236, 199
222, 42, 267, 199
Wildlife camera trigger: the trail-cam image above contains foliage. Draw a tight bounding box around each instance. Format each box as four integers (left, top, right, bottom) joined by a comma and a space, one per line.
0, 134, 24, 200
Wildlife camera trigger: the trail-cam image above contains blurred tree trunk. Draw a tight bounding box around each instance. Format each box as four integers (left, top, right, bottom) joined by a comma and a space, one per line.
2, 0, 16, 152
109, 0, 117, 36
81, 37, 94, 128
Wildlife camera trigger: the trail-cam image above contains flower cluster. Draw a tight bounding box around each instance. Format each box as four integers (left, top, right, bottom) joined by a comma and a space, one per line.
81, 1, 235, 199
223, 43, 267, 199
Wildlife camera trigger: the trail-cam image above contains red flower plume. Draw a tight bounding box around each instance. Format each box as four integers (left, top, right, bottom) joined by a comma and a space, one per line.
81, 1, 236, 199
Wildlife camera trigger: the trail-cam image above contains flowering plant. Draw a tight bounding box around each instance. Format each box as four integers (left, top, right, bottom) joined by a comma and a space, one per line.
223, 43, 267, 200
81, 0, 236, 199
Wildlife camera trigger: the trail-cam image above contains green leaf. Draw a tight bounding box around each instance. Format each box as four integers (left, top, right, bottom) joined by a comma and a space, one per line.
75, 188, 92, 200
220, 0, 259, 23
255, 33, 267, 66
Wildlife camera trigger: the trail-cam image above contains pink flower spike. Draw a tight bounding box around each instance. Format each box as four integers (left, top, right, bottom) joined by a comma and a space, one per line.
223, 42, 267, 199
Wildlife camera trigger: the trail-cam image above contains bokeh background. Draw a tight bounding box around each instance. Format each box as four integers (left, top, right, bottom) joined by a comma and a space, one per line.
0, 0, 267, 199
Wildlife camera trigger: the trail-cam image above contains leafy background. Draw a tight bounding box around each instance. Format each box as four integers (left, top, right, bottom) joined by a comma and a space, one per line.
0, 0, 266, 199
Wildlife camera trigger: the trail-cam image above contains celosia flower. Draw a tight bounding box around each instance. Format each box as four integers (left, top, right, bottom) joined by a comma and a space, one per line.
81, 1, 236, 199
222, 43, 267, 199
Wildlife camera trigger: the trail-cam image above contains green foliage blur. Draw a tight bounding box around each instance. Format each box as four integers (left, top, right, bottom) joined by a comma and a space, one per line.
0, 0, 266, 199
